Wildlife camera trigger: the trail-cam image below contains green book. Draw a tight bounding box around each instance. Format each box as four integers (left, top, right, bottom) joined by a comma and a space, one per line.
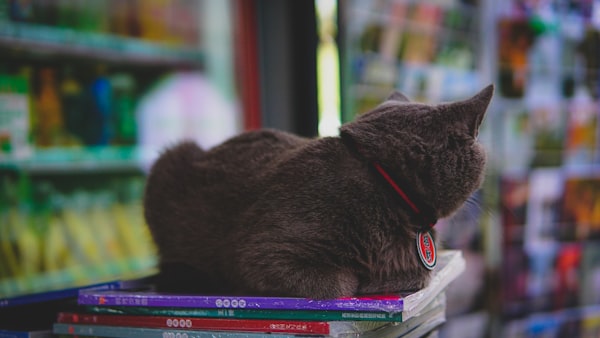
84, 304, 405, 322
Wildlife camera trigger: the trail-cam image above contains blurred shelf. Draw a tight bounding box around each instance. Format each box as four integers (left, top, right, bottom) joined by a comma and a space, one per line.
350, 62, 481, 101
0, 146, 144, 173
348, 3, 479, 40
0, 21, 203, 67
0, 256, 157, 300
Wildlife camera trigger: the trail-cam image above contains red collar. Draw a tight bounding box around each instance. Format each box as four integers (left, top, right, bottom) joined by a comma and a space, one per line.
372, 162, 437, 231
342, 135, 437, 231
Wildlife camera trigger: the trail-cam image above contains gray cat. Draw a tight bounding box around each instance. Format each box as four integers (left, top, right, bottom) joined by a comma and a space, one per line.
143, 85, 493, 299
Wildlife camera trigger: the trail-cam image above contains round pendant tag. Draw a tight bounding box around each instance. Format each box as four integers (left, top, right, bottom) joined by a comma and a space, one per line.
416, 231, 436, 270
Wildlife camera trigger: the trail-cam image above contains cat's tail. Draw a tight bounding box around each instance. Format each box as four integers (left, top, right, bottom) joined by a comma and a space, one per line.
150, 140, 206, 174
143, 140, 206, 257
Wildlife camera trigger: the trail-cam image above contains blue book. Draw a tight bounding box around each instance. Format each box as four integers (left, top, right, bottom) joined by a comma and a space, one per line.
0, 276, 152, 308
0, 329, 52, 338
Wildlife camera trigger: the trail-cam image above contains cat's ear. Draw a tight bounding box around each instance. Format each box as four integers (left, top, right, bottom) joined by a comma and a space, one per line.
444, 84, 494, 138
386, 91, 411, 103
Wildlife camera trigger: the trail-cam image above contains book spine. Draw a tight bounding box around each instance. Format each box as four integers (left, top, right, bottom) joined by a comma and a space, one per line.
57, 312, 332, 335
78, 293, 404, 312
84, 305, 404, 322
52, 323, 300, 338
0, 330, 52, 338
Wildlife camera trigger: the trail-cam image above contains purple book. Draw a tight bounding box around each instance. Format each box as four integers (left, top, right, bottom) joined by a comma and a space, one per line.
79, 292, 405, 312
78, 251, 464, 315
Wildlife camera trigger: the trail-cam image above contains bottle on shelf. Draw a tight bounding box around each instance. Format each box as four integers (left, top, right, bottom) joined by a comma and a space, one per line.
32, 0, 58, 26
0, 0, 8, 21
59, 65, 85, 145
34, 67, 64, 147
8, 0, 34, 22
138, 0, 171, 44
110, 72, 137, 145
109, 0, 141, 38
77, 0, 108, 33
56, 0, 78, 29
82, 64, 112, 146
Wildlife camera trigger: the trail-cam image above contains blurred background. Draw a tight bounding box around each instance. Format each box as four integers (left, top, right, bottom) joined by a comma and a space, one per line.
0, 0, 599, 337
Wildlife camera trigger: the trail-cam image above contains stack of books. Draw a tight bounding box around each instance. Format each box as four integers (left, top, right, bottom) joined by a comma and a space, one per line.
0, 277, 151, 338
52, 250, 465, 338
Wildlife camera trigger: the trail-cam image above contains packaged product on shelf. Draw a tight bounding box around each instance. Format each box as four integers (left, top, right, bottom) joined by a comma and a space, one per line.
580, 243, 600, 306
8, 0, 34, 22
564, 86, 597, 166
56, 0, 79, 29
138, 0, 171, 44
501, 246, 529, 318
82, 64, 112, 146
578, 27, 600, 99
529, 104, 566, 168
110, 73, 137, 145
31, 0, 59, 26
0, 73, 31, 158
59, 66, 85, 146
561, 176, 600, 241
77, 0, 108, 33
401, 3, 442, 65
0, 174, 44, 296
169, 0, 200, 46
62, 191, 110, 274
109, 0, 141, 38
0, 173, 157, 299
44, 194, 73, 275
34, 67, 65, 147
0, 0, 8, 21
554, 243, 582, 310
497, 18, 536, 98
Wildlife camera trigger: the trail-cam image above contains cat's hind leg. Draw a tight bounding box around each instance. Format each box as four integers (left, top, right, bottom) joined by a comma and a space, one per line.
245, 265, 358, 299
235, 247, 359, 299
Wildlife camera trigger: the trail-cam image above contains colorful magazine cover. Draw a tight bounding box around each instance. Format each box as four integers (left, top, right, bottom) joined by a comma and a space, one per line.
580, 242, 600, 307
54, 295, 446, 337
78, 251, 463, 319
563, 87, 598, 167
500, 173, 529, 247
56, 295, 445, 337
501, 246, 530, 318
560, 175, 600, 241
553, 243, 582, 310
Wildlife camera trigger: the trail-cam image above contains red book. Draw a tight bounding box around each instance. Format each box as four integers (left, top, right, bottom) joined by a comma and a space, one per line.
56, 312, 388, 336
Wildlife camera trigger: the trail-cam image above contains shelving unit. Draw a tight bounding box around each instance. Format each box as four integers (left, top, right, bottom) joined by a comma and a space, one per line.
0, 21, 203, 66
341, 1, 600, 336
341, 0, 481, 122
484, 1, 600, 337
0, 146, 141, 173
0, 1, 218, 300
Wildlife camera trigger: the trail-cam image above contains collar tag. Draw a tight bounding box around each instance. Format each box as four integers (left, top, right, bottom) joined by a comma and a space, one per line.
416, 231, 437, 270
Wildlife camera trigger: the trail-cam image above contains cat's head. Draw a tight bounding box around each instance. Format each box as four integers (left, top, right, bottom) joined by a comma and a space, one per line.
340, 85, 493, 220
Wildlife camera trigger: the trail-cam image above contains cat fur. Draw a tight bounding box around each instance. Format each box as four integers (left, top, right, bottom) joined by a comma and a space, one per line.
143, 85, 493, 299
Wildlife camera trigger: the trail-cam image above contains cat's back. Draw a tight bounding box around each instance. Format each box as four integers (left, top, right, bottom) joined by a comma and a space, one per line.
144, 129, 311, 255
201, 129, 310, 174
146, 129, 309, 204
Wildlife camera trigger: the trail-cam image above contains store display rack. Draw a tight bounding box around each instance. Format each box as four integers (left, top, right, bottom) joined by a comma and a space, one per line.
0, 21, 202, 67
